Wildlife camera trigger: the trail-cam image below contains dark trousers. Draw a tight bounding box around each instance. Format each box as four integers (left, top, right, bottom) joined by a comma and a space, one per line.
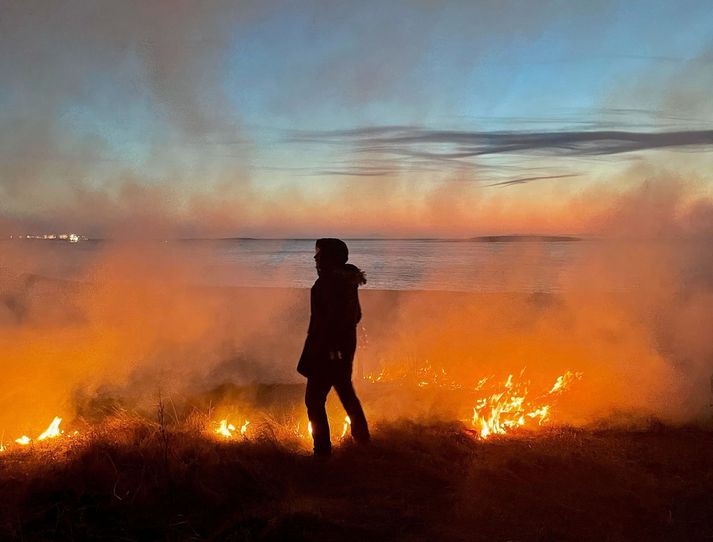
305, 372, 370, 455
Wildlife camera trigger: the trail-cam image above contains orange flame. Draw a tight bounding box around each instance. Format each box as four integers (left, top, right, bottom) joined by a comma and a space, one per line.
215, 418, 249, 439
216, 419, 236, 438
11, 416, 65, 447
340, 416, 351, 438
472, 370, 581, 439
37, 416, 63, 441
240, 420, 250, 435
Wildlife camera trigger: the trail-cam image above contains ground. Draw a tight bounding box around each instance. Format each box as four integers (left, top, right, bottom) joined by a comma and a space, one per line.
1, 418, 713, 541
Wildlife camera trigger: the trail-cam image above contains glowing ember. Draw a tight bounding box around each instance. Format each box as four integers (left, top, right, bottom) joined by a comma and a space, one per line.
341, 416, 351, 438
240, 420, 250, 435
308, 421, 313, 436
549, 371, 582, 394
471, 371, 581, 439
37, 417, 63, 441
365, 361, 461, 389
15, 435, 31, 445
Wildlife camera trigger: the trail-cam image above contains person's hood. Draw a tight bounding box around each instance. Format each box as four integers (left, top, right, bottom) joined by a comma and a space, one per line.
335, 263, 367, 286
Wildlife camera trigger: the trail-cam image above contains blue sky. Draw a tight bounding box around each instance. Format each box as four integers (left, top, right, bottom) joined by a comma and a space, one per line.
1, 0, 712, 235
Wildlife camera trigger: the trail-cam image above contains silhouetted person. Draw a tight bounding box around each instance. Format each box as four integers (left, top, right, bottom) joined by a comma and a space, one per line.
298, 238, 370, 456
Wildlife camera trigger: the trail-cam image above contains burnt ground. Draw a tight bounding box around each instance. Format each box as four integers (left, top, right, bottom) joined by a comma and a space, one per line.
1, 420, 713, 541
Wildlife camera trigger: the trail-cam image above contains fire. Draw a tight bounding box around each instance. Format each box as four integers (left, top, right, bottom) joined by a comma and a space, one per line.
10, 416, 65, 447
549, 371, 582, 394
472, 371, 581, 439
215, 418, 250, 439
365, 360, 581, 440
341, 416, 351, 438
298, 416, 351, 442
37, 416, 63, 441
0, 369, 580, 455
216, 419, 236, 438
365, 361, 461, 389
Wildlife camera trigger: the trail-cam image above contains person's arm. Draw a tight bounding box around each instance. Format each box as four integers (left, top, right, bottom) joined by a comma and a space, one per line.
309, 279, 335, 354
324, 282, 357, 357
297, 283, 325, 375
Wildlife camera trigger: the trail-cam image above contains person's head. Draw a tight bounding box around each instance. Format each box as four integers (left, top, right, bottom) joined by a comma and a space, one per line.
314, 238, 348, 274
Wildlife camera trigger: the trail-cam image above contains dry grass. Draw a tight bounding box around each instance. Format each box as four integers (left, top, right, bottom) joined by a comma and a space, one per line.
1, 413, 713, 541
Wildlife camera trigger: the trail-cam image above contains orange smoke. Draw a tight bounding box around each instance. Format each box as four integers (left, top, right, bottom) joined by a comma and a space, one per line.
1, 178, 713, 439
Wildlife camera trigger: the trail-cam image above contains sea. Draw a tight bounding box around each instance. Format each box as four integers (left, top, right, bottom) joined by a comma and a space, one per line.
1, 237, 672, 293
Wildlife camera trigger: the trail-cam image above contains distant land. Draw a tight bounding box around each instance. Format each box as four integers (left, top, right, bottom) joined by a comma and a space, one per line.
199, 235, 584, 243
470, 235, 582, 242
4, 235, 583, 243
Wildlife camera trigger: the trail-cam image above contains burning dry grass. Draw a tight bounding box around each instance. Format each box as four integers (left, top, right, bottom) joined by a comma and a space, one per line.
1, 406, 713, 541
1, 264, 713, 539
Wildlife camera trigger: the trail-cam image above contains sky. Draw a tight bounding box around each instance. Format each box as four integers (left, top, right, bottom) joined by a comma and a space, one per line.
1, 0, 712, 237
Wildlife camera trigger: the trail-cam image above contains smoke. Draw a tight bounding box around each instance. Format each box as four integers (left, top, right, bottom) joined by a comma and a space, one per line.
2, 176, 713, 438
1, 2, 712, 437
0, 0, 263, 237
357, 177, 713, 424
0, 239, 310, 435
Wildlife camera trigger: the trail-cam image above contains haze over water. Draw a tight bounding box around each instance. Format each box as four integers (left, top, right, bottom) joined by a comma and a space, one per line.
1, 238, 661, 293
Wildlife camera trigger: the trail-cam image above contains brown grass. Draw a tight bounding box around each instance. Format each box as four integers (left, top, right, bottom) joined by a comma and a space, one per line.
1, 414, 713, 541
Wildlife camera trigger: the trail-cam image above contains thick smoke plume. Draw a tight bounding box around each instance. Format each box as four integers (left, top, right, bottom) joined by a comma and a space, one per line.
1, 179, 713, 437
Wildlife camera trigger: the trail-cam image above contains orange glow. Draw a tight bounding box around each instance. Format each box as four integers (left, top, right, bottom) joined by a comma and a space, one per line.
215, 418, 249, 439
472, 371, 582, 439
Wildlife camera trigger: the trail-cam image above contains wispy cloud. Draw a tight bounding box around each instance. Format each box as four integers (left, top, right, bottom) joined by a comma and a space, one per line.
286, 126, 713, 185
291, 127, 713, 157
317, 170, 392, 177
485, 174, 580, 188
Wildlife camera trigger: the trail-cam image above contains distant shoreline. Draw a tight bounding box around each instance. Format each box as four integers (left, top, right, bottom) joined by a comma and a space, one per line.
3, 234, 583, 243
195, 235, 584, 242
468, 235, 581, 243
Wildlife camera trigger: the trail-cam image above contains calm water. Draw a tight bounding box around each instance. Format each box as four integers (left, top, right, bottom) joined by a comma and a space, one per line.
194, 239, 579, 292
1, 238, 592, 292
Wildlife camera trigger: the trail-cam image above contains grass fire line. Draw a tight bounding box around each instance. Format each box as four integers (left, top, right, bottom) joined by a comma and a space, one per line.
0, 369, 582, 455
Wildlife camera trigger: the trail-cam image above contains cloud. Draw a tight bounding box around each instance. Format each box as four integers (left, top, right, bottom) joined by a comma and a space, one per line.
317, 170, 392, 177
1, 1, 711, 238
485, 174, 580, 188
291, 126, 713, 158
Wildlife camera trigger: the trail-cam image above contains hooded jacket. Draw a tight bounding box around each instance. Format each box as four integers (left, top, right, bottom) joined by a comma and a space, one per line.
297, 263, 366, 377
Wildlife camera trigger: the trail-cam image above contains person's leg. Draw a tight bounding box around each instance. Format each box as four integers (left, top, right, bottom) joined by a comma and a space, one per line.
334, 377, 370, 443
305, 376, 333, 455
